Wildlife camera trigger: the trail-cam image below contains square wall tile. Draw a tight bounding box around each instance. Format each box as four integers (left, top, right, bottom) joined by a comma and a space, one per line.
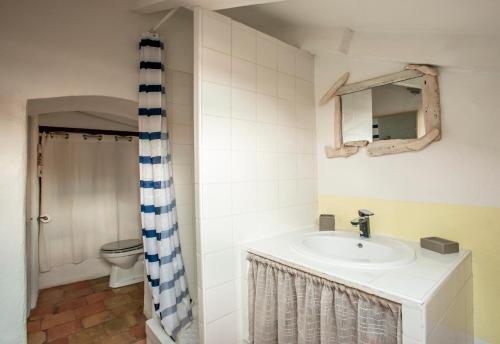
201, 216, 233, 254
279, 180, 297, 207
201, 149, 231, 183
295, 78, 314, 105
257, 152, 279, 181
201, 183, 231, 219
278, 98, 296, 127
257, 66, 277, 96
402, 304, 424, 341
202, 13, 231, 54
257, 34, 277, 69
257, 181, 279, 211
233, 212, 258, 244
169, 102, 193, 125
232, 182, 257, 214
202, 48, 231, 86
176, 184, 194, 206
177, 202, 194, 225
202, 115, 231, 149
231, 119, 257, 151
232, 57, 256, 91
203, 248, 235, 288
278, 44, 295, 75
296, 102, 315, 130
232, 88, 256, 121
297, 154, 316, 179
171, 124, 193, 145
297, 129, 315, 154
171, 144, 194, 165
202, 82, 231, 117
278, 126, 297, 153
278, 72, 295, 100
172, 164, 193, 185
205, 311, 238, 344
257, 94, 278, 124
231, 151, 257, 182
205, 280, 237, 323
278, 153, 297, 180
257, 122, 278, 152
232, 22, 256, 62
295, 51, 314, 82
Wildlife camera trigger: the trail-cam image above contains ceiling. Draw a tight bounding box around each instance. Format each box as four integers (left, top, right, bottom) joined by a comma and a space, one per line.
220, 0, 500, 35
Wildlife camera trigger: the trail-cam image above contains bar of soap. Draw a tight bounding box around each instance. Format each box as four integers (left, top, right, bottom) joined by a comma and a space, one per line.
319, 214, 335, 231
420, 237, 459, 254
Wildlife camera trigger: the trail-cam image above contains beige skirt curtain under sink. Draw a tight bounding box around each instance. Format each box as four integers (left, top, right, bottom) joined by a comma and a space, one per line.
247, 254, 402, 344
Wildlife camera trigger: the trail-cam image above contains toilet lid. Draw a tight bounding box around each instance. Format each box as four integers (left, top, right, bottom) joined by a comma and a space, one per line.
101, 239, 143, 253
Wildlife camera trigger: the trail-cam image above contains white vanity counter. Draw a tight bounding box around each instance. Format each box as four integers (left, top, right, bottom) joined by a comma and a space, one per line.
244, 229, 473, 344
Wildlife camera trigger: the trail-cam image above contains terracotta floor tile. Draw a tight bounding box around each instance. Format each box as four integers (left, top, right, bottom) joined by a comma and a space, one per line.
68, 324, 107, 344
64, 287, 93, 301
31, 279, 147, 344
49, 337, 70, 344
28, 331, 46, 344
86, 290, 113, 304
61, 280, 90, 292
30, 303, 56, 320
75, 301, 106, 319
58, 297, 87, 313
91, 282, 110, 293
104, 294, 134, 309
41, 310, 76, 330
27, 319, 41, 333
94, 331, 137, 344
103, 317, 131, 335
110, 302, 143, 317
112, 284, 139, 295
130, 323, 146, 339
47, 320, 81, 342
81, 310, 114, 328
89, 276, 109, 285
38, 289, 65, 304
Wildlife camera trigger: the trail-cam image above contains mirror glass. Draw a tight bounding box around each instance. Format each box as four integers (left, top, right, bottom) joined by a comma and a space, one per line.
341, 77, 424, 143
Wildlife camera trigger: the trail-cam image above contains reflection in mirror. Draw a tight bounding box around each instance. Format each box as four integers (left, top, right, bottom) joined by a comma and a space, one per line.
341, 77, 423, 143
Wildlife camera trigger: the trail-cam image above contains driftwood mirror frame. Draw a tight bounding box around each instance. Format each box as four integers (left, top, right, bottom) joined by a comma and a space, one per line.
320, 65, 441, 158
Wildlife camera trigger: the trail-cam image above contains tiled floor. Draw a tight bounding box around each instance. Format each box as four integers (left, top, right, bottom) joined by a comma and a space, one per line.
27, 277, 146, 344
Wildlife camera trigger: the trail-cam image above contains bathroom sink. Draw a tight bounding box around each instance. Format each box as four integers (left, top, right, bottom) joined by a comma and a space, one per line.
291, 231, 415, 269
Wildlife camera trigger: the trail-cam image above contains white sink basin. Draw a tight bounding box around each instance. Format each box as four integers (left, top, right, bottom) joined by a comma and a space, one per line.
291, 231, 415, 269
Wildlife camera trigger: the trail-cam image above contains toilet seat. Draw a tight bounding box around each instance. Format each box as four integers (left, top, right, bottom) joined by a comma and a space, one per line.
101, 239, 143, 253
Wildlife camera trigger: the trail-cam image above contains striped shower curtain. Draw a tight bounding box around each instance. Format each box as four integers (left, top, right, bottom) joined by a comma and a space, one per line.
138, 32, 192, 339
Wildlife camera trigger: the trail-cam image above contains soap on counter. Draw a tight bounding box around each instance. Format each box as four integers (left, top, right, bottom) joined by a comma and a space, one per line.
420, 237, 459, 254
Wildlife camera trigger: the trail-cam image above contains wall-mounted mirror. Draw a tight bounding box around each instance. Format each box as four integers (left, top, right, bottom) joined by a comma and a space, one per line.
320, 65, 441, 158
342, 77, 424, 143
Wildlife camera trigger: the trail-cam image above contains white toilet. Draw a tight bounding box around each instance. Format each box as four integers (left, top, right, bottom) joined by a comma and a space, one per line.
100, 239, 144, 288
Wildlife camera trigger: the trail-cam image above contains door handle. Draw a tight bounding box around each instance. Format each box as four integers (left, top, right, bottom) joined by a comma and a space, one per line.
38, 215, 51, 223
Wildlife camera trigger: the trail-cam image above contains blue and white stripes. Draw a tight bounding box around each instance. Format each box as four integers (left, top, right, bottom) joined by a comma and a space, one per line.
138, 32, 192, 339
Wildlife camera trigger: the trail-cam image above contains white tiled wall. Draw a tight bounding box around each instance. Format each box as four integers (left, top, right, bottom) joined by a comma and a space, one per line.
165, 68, 197, 303
194, 8, 317, 344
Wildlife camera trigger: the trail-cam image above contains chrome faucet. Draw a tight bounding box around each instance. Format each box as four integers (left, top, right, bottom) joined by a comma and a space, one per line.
351, 209, 374, 238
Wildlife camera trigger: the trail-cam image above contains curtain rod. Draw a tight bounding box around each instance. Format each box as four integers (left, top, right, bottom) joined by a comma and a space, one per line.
39, 126, 138, 137
150, 7, 180, 33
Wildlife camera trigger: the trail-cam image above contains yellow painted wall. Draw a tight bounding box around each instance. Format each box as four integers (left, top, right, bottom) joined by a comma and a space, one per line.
319, 195, 500, 343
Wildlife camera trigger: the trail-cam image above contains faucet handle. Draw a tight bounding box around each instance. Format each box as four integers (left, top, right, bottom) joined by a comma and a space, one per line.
358, 209, 374, 217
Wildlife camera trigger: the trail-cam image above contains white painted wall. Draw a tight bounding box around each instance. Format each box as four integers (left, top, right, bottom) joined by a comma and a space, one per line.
194, 8, 317, 343
315, 52, 500, 208
0, 1, 194, 342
